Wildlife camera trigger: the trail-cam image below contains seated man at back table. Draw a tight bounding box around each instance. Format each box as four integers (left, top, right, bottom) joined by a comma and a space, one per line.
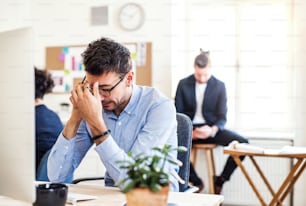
174, 50, 249, 194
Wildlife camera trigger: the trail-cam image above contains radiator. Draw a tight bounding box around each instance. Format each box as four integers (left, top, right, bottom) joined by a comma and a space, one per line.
194, 135, 294, 206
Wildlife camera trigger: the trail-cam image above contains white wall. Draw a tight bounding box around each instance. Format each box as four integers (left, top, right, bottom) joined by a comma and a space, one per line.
29, 0, 173, 98
0, 0, 175, 110
291, 2, 306, 205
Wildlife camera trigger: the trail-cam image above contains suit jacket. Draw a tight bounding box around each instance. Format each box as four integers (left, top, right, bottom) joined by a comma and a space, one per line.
175, 75, 227, 131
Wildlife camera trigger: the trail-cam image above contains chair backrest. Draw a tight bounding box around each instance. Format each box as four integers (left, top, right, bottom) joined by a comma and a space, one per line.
36, 149, 73, 183
176, 112, 193, 192
36, 149, 52, 181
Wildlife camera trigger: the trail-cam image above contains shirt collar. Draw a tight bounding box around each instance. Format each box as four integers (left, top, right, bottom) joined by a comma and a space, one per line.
105, 85, 139, 117
122, 85, 139, 116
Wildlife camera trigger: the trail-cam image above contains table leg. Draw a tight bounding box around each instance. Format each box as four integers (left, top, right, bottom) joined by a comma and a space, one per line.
280, 159, 306, 202
249, 157, 282, 206
232, 155, 267, 206
206, 149, 215, 194
224, 149, 306, 206
269, 159, 306, 206
191, 148, 197, 165
269, 158, 304, 206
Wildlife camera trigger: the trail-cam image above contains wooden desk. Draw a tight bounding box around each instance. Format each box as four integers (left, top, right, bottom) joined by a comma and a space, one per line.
0, 196, 30, 206
224, 148, 306, 206
1, 184, 224, 206
67, 184, 223, 206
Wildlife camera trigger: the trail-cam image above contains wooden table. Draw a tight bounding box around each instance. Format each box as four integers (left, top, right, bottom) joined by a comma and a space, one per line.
0, 196, 30, 206
67, 184, 223, 206
1, 184, 224, 206
224, 148, 306, 206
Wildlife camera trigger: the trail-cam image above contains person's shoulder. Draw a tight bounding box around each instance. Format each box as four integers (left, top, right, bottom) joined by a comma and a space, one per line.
36, 104, 60, 117
138, 85, 166, 97
181, 74, 194, 81
178, 74, 194, 85
36, 104, 50, 114
210, 76, 225, 85
135, 85, 171, 103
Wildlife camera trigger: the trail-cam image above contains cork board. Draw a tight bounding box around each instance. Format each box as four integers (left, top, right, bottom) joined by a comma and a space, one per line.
45, 42, 152, 88
136, 42, 152, 86
45, 46, 65, 70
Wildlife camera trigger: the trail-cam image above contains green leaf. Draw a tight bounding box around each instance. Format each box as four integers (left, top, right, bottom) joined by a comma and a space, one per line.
167, 157, 183, 167
115, 177, 129, 187
177, 146, 187, 152
116, 144, 186, 193
150, 183, 162, 192
122, 181, 137, 193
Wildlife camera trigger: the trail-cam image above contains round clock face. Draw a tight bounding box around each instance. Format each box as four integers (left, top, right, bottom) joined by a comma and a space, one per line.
119, 3, 145, 31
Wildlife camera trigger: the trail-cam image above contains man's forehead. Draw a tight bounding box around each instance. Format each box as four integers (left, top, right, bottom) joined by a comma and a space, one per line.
86, 72, 118, 84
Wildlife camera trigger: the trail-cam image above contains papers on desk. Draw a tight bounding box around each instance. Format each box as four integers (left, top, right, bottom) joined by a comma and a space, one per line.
227, 141, 265, 153
279, 145, 306, 154
227, 141, 306, 154
122, 203, 178, 206
67, 193, 97, 205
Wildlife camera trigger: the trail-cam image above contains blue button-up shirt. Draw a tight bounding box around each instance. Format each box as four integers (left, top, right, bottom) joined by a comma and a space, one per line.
48, 85, 179, 191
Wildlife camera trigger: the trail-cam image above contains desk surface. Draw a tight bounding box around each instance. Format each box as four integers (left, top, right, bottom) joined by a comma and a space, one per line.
68, 184, 224, 206
224, 148, 306, 158
0, 196, 29, 206
1, 184, 224, 206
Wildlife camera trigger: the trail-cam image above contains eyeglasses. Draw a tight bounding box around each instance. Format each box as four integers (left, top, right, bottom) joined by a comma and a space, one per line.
97, 76, 125, 97
82, 75, 125, 97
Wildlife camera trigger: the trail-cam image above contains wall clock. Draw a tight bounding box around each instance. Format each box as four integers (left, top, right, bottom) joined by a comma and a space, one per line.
119, 3, 145, 31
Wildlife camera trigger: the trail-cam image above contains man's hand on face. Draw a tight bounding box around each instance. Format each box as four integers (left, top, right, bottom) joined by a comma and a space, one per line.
73, 82, 103, 125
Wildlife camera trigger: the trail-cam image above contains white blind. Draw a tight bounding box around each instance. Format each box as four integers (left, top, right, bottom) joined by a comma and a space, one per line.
182, 0, 292, 132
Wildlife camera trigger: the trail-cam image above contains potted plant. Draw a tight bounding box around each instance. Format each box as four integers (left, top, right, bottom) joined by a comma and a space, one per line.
116, 144, 187, 206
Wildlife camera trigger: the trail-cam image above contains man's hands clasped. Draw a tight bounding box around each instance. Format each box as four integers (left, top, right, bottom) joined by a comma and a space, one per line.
63, 81, 107, 141
70, 82, 103, 126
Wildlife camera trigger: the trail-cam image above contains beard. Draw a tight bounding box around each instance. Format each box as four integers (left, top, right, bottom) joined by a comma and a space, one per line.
102, 100, 115, 111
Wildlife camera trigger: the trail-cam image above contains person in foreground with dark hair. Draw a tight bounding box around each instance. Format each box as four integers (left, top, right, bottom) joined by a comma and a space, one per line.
175, 50, 248, 194
47, 37, 179, 191
35, 67, 63, 179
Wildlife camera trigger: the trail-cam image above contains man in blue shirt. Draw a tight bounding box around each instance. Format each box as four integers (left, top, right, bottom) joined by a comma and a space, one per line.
48, 37, 179, 191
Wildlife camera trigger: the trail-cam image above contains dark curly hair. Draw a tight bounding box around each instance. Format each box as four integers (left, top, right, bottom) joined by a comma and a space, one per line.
35, 67, 54, 99
82, 37, 132, 76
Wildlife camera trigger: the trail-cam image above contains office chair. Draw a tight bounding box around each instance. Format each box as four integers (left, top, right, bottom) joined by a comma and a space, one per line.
73, 113, 197, 192
36, 149, 73, 183
176, 112, 194, 192
36, 149, 52, 181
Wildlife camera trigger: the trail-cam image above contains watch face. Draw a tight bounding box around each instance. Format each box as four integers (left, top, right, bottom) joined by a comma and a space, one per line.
119, 3, 145, 31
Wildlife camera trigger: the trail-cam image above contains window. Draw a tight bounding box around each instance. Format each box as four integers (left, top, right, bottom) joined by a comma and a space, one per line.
173, 0, 293, 132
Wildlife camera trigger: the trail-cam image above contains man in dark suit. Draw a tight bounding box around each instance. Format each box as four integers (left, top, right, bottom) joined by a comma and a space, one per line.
175, 50, 248, 194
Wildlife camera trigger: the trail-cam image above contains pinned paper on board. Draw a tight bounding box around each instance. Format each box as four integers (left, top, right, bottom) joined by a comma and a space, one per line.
137, 42, 146, 66
124, 43, 146, 67
50, 71, 64, 92
64, 47, 85, 72
48, 46, 86, 92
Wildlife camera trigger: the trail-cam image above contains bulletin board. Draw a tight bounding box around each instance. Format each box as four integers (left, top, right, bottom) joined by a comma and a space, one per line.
124, 42, 152, 86
46, 45, 86, 92
45, 42, 152, 93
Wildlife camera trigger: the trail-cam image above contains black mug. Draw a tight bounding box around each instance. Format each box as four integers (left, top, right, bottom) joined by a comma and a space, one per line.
33, 183, 68, 206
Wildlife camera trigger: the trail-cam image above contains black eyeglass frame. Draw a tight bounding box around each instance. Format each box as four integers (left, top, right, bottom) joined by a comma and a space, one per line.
82, 74, 126, 97
98, 76, 125, 97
